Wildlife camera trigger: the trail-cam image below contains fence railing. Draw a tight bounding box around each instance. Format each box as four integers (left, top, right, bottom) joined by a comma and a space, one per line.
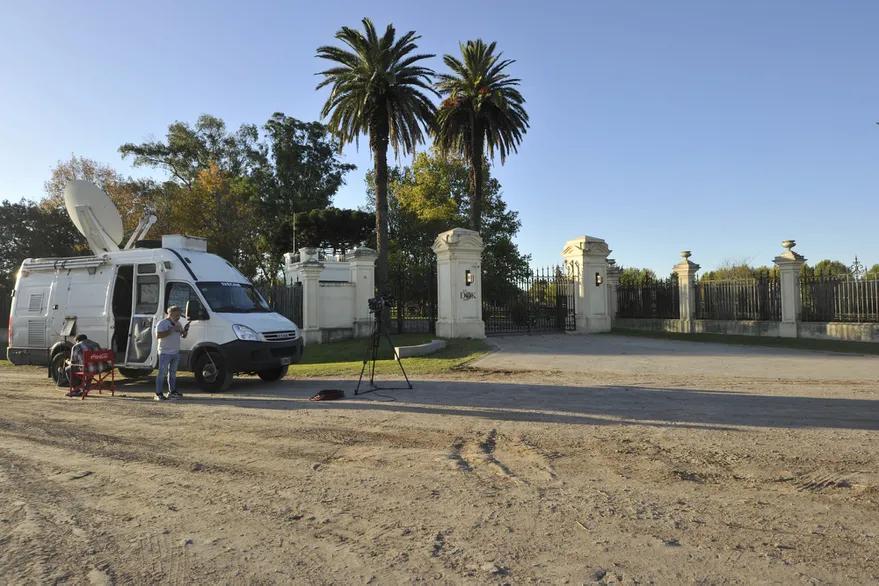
259, 282, 303, 327
616, 279, 680, 319
800, 277, 879, 323
694, 277, 781, 321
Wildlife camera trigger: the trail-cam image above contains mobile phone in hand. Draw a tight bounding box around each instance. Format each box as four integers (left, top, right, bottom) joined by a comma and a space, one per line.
184, 322, 191, 331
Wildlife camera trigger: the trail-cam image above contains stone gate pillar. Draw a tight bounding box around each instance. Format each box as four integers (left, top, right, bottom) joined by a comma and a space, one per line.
432, 228, 486, 338
349, 247, 377, 338
606, 259, 621, 320
562, 235, 612, 333
774, 239, 806, 338
298, 247, 324, 345
673, 250, 700, 333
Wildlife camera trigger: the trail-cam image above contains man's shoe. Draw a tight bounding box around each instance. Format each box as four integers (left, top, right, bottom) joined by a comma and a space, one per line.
154, 394, 168, 401
169, 391, 183, 400
66, 389, 82, 398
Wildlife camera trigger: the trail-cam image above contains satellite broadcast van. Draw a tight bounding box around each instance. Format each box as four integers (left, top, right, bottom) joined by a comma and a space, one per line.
6, 180, 303, 391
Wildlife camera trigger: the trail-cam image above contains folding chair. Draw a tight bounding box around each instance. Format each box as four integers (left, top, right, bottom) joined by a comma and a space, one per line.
79, 349, 116, 399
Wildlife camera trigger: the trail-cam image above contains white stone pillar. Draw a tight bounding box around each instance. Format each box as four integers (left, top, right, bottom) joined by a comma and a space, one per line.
349, 246, 377, 338
605, 259, 621, 320
432, 228, 486, 339
298, 247, 324, 345
773, 239, 806, 338
673, 250, 700, 333
562, 235, 612, 333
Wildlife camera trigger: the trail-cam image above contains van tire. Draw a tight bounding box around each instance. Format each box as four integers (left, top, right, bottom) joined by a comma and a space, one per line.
257, 366, 288, 382
50, 351, 70, 387
193, 351, 232, 392
118, 367, 151, 379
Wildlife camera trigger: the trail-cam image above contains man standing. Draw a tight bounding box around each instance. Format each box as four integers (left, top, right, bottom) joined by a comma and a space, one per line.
155, 305, 188, 401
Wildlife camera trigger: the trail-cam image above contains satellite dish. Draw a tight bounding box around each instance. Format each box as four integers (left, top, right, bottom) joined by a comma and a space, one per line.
63, 180, 123, 254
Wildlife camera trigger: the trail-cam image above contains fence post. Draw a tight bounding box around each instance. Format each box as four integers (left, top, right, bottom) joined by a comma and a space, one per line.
298, 247, 324, 345
349, 246, 377, 338
432, 228, 486, 338
773, 239, 806, 338
562, 235, 612, 333
673, 250, 700, 333
605, 259, 621, 322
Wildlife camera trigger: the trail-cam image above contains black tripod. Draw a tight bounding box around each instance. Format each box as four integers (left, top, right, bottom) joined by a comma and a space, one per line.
354, 306, 413, 395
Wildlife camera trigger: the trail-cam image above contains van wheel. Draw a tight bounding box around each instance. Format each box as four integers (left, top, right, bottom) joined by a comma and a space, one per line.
50, 351, 70, 387
193, 351, 232, 392
118, 367, 151, 379
257, 366, 288, 382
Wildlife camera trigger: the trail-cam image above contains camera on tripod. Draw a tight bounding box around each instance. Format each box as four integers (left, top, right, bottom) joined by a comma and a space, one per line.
367, 294, 394, 314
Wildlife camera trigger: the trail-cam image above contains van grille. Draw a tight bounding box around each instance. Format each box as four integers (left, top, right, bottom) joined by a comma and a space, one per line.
262, 330, 297, 342
28, 319, 46, 347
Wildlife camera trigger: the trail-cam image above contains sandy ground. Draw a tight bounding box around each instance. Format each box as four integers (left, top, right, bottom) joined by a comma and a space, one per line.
1, 336, 878, 584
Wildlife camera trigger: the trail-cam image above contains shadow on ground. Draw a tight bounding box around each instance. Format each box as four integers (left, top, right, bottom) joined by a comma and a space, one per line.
108, 375, 879, 432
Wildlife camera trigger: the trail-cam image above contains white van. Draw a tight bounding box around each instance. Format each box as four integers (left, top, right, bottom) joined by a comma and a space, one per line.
6, 181, 303, 391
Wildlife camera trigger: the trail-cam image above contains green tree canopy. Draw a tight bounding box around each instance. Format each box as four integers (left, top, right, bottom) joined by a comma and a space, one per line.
316, 17, 437, 298
278, 208, 375, 255
435, 39, 529, 232
618, 268, 658, 287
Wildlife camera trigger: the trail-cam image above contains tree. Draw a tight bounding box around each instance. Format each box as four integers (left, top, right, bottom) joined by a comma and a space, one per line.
806, 259, 851, 279
43, 155, 160, 237
700, 261, 778, 281
867, 264, 879, 280
434, 39, 529, 233
278, 208, 375, 255
316, 17, 437, 300
367, 149, 530, 305
120, 113, 353, 281
619, 268, 658, 287
0, 199, 84, 290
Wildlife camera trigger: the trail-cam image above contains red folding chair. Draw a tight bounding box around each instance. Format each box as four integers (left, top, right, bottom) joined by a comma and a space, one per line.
76, 349, 116, 400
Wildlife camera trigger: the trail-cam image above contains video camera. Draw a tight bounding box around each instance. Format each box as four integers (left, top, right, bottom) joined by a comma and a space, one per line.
367, 294, 394, 314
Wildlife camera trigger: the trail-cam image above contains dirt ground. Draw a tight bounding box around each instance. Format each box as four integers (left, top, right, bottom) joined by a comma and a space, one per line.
1, 338, 878, 584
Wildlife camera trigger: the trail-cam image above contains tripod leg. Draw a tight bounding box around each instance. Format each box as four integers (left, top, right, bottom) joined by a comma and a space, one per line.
354, 318, 378, 395
384, 333, 413, 389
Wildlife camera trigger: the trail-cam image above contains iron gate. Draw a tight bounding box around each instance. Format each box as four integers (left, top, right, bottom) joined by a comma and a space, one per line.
482, 265, 578, 336
388, 261, 437, 334
260, 282, 303, 327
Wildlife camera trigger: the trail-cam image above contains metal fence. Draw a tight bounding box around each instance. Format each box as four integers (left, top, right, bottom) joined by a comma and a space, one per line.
800, 277, 879, 323
694, 277, 781, 321
388, 261, 437, 334
259, 282, 303, 327
616, 279, 680, 319
483, 266, 577, 335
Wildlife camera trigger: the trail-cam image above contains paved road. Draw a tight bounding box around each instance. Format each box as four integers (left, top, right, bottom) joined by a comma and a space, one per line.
472, 333, 879, 382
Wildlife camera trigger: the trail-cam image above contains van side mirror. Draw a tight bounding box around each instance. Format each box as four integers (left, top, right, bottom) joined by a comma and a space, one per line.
185, 300, 208, 321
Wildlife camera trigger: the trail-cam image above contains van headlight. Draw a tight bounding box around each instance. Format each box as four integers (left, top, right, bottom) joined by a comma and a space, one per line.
233, 324, 262, 342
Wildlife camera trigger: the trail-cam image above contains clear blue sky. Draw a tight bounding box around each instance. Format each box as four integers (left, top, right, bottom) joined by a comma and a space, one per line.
1, 0, 877, 273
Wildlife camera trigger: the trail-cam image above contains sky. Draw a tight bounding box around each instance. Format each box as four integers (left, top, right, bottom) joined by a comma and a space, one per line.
1, 0, 877, 274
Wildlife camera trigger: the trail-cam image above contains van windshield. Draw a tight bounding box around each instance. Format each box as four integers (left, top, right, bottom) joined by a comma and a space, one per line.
197, 282, 270, 313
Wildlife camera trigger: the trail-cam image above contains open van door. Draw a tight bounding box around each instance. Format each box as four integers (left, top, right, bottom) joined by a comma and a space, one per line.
124, 263, 162, 367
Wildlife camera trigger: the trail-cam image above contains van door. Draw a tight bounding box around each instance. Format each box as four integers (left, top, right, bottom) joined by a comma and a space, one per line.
124, 263, 162, 366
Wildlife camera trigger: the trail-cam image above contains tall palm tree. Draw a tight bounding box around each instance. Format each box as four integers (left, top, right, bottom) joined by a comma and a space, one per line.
435, 40, 529, 233
316, 18, 436, 297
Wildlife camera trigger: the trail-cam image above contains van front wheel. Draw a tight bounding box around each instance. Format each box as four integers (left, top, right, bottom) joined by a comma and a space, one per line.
257, 366, 288, 382
193, 351, 232, 392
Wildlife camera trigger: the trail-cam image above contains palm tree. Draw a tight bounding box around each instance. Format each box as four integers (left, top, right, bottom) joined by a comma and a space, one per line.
316, 18, 436, 297
435, 40, 529, 233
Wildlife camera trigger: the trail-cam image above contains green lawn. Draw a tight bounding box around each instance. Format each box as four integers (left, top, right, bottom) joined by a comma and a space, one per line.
611, 328, 879, 355
289, 333, 491, 377
0, 359, 11, 368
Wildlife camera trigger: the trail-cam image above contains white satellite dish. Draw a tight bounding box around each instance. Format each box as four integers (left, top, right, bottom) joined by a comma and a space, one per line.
63, 180, 124, 254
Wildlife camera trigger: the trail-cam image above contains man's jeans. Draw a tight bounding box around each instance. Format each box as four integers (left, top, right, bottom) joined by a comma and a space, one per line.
156, 353, 180, 396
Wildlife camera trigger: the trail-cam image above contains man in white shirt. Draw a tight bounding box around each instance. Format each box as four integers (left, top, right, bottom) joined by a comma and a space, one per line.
154, 305, 188, 400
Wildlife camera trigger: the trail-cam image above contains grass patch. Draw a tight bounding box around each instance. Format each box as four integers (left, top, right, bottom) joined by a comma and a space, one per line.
611, 328, 879, 355
289, 333, 491, 377
0, 359, 11, 368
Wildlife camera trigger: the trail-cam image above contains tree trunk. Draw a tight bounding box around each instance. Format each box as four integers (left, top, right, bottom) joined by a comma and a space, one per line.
370, 124, 391, 329
468, 128, 484, 233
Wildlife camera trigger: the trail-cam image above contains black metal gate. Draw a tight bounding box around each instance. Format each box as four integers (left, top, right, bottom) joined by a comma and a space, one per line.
388, 261, 437, 334
261, 282, 303, 327
483, 265, 578, 336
